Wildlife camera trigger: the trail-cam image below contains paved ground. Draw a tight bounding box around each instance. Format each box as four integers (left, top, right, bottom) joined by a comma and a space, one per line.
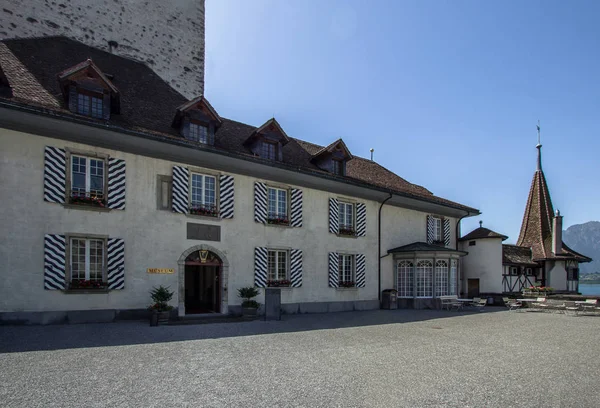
1, 308, 599, 407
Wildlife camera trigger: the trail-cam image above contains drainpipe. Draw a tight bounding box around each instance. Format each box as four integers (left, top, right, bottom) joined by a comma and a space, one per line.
455, 211, 471, 297
378, 192, 393, 302
455, 212, 470, 250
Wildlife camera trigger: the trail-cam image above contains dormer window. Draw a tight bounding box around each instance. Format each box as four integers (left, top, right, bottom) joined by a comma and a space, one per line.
172, 96, 222, 146
243, 118, 290, 162
261, 140, 277, 160
57, 59, 120, 121
310, 139, 353, 176
189, 122, 208, 143
332, 159, 344, 176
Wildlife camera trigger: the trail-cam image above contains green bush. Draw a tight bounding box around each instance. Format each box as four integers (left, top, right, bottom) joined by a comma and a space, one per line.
238, 286, 260, 309
149, 285, 174, 312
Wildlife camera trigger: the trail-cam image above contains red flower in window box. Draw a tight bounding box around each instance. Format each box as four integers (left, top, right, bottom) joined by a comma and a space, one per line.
267, 214, 289, 225
267, 279, 292, 287
338, 227, 356, 236
70, 192, 106, 207
190, 204, 219, 217
70, 280, 106, 289
339, 281, 355, 288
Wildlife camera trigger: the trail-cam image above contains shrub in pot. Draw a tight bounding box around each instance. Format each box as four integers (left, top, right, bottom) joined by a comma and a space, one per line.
149, 285, 174, 326
238, 286, 260, 316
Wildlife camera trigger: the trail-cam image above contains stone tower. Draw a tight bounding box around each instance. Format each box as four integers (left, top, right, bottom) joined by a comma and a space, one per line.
0, 0, 204, 98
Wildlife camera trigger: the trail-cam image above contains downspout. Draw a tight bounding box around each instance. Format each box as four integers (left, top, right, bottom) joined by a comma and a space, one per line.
455, 211, 471, 297
455, 212, 470, 250
378, 192, 393, 302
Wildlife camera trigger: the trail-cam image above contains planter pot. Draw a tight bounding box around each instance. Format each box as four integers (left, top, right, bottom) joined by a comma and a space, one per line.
241, 307, 258, 316
150, 311, 170, 326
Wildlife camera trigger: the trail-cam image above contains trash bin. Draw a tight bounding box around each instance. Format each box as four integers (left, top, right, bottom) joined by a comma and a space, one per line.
381, 289, 398, 310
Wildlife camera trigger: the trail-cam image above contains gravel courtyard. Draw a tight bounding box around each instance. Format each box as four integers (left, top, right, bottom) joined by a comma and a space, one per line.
1, 309, 599, 407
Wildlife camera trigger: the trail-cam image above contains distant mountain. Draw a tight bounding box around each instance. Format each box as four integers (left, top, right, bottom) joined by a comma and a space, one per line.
563, 221, 600, 274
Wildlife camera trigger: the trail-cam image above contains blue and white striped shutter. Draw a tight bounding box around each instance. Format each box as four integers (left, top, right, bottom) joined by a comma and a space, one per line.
443, 219, 451, 247
290, 249, 303, 287
107, 158, 126, 210
356, 254, 366, 288
254, 247, 268, 288
44, 146, 66, 203
290, 188, 303, 227
107, 238, 125, 289
356, 203, 366, 237
219, 175, 234, 219
427, 215, 434, 244
328, 252, 339, 288
172, 166, 189, 214
44, 234, 66, 290
329, 198, 339, 234
254, 182, 267, 224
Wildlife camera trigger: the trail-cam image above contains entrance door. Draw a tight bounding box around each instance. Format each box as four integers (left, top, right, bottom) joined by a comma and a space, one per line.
467, 279, 480, 298
184, 265, 221, 314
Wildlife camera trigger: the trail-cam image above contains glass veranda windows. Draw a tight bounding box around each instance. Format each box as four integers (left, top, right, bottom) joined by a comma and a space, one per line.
397, 260, 414, 298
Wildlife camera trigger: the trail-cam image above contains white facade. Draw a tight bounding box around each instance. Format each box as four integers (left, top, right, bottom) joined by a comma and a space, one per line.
0, 124, 468, 321
546, 261, 567, 291
459, 238, 504, 294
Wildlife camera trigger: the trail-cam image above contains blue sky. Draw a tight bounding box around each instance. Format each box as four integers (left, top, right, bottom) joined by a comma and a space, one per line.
204, 0, 600, 242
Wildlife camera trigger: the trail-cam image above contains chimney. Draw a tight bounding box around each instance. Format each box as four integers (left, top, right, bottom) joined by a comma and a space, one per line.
552, 209, 563, 255
369, 148, 374, 161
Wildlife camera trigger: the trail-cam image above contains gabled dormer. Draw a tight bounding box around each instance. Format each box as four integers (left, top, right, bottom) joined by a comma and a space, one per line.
243, 118, 290, 161
172, 96, 222, 145
310, 139, 353, 176
57, 59, 120, 120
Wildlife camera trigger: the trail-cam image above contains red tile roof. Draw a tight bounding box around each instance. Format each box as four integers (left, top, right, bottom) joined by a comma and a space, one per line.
0, 36, 478, 214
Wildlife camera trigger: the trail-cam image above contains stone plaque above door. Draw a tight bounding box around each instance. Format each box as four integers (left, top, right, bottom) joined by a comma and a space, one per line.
186, 223, 221, 242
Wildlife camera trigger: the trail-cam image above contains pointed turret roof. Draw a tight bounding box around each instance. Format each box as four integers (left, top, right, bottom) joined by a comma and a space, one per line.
516, 143, 591, 262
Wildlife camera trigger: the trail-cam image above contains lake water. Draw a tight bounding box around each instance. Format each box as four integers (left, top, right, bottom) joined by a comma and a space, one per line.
579, 284, 600, 296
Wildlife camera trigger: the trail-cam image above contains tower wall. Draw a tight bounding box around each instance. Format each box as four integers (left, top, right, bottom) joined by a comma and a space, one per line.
0, 0, 204, 98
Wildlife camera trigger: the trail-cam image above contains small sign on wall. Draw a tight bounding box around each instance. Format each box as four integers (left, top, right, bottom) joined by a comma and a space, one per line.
147, 268, 175, 274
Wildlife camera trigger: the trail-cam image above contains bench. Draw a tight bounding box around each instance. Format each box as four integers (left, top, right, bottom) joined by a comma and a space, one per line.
439, 295, 461, 311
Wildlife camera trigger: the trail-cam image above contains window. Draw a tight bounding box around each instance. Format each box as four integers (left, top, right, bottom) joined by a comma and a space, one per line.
432, 217, 442, 242
339, 254, 355, 287
70, 155, 105, 203
261, 140, 277, 160
190, 173, 217, 216
268, 250, 289, 284
77, 92, 103, 119
449, 260, 457, 295
156, 175, 172, 210
469, 241, 476, 246
568, 268, 579, 281
416, 260, 433, 298
332, 159, 344, 176
70, 237, 105, 288
267, 187, 288, 224
435, 260, 449, 297
525, 268, 533, 276
189, 123, 208, 143
397, 260, 414, 298
338, 201, 355, 234
510, 267, 519, 276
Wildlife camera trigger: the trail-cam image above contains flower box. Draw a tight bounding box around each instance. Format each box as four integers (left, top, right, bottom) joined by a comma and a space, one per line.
267, 217, 289, 226
69, 194, 106, 208
338, 228, 356, 236
267, 279, 292, 287
339, 281, 356, 288
190, 204, 219, 217
70, 280, 107, 290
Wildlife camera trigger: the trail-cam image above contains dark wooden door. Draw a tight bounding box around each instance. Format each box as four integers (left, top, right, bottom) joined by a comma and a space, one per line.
467, 279, 480, 298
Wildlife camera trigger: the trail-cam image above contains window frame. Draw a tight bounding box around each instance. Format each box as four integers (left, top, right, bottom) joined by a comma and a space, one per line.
510, 266, 519, 276
65, 149, 109, 206
260, 140, 278, 160
76, 89, 104, 119
189, 172, 218, 217
432, 217, 442, 242
267, 186, 289, 225
156, 174, 173, 211
65, 233, 108, 290
188, 121, 209, 144
435, 260, 449, 297
449, 260, 458, 295
397, 260, 414, 298
338, 201, 355, 235
416, 260, 433, 298
338, 254, 356, 287
267, 249, 290, 285
332, 159, 344, 176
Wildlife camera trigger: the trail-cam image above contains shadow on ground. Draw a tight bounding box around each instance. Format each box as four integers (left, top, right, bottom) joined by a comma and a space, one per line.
0, 307, 507, 353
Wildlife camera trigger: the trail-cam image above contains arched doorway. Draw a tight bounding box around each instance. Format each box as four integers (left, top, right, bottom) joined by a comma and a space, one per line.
178, 245, 229, 316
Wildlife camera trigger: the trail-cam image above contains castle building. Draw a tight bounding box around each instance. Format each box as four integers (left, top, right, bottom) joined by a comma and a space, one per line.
0, 36, 478, 323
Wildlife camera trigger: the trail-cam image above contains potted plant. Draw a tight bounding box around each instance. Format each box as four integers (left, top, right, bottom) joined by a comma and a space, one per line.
238, 286, 260, 316
148, 285, 174, 326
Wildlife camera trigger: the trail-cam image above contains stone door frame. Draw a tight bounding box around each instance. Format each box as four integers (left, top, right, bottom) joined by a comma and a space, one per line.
178, 244, 229, 316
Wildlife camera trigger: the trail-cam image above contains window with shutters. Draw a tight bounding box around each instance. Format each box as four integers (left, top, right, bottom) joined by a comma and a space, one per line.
76, 90, 104, 119
189, 122, 209, 144
435, 260, 449, 296
432, 217, 442, 243
338, 201, 355, 235
267, 187, 289, 225
189, 173, 217, 217
68, 237, 107, 290
267, 249, 290, 286
338, 254, 355, 287
449, 260, 458, 295
416, 260, 433, 298
69, 154, 107, 207
397, 260, 414, 298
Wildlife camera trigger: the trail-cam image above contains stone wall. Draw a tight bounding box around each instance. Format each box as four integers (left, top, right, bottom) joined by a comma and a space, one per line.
0, 0, 204, 98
